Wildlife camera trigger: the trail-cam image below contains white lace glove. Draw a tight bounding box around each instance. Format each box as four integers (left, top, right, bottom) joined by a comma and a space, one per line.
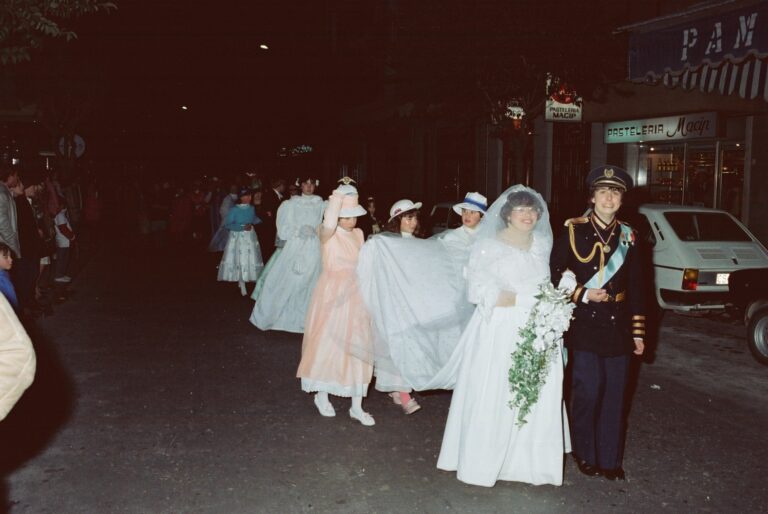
557, 270, 577, 295
298, 225, 316, 239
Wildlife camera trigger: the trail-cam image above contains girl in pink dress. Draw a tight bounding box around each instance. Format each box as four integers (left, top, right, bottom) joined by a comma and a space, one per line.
296, 183, 375, 426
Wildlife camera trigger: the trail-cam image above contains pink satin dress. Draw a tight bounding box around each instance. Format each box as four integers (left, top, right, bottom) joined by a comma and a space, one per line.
296, 227, 373, 397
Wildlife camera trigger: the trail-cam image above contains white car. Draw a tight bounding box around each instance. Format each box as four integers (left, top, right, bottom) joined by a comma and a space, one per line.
636, 204, 768, 312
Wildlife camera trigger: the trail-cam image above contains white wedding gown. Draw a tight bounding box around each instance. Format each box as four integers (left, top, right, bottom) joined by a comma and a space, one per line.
437, 236, 571, 487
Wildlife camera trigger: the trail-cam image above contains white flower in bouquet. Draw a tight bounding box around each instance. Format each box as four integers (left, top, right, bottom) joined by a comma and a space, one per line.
508, 280, 576, 426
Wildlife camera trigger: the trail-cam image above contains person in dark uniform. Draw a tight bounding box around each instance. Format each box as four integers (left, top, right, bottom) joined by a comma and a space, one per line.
355, 196, 381, 240
260, 178, 286, 260
550, 165, 645, 481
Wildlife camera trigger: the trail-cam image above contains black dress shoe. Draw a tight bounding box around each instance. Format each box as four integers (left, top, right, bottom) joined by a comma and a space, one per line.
601, 468, 626, 481
573, 456, 602, 477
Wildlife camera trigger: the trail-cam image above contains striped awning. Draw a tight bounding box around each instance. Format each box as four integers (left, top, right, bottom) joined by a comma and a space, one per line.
659, 55, 768, 102
623, 1, 768, 102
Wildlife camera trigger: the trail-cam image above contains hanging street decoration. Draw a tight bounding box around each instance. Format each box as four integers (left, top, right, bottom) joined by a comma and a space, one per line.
544, 73, 583, 122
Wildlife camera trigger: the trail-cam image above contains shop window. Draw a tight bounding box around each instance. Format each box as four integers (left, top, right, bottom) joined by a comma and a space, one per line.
643, 144, 685, 204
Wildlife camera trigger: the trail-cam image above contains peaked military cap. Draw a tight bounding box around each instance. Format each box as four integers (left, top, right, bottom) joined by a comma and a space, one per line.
586, 165, 633, 191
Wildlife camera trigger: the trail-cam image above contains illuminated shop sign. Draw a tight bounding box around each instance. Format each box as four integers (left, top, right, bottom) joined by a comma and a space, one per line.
604, 112, 718, 144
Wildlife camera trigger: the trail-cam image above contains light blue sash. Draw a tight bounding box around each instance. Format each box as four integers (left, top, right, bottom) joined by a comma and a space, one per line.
584, 224, 632, 289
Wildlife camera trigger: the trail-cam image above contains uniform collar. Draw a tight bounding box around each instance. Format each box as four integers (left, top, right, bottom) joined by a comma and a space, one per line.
591, 212, 617, 231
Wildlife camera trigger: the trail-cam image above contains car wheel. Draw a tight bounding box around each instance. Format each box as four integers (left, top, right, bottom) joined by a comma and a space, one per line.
747, 307, 768, 366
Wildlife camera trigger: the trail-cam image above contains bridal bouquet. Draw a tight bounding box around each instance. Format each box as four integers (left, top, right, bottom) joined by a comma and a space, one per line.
508, 281, 575, 426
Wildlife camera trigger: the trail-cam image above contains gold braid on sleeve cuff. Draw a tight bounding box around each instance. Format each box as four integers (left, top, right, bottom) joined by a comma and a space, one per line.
571, 285, 585, 304
632, 315, 646, 337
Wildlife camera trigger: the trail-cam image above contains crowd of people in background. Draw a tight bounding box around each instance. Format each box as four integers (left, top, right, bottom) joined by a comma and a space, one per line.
0, 162, 101, 320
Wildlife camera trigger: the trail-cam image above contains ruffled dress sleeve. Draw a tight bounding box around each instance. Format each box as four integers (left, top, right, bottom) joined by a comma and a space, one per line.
276, 201, 296, 240
467, 240, 502, 320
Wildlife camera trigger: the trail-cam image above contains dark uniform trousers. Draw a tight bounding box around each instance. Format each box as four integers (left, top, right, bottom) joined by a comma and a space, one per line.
570, 351, 630, 469
550, 215, 645, 470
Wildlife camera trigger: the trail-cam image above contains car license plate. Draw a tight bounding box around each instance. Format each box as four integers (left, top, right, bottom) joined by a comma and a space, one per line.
716, 273, 730, 285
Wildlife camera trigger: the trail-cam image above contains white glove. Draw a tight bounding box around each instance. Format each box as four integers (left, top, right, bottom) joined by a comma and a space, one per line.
334, 184, 358, 196
557, 270, 577, 295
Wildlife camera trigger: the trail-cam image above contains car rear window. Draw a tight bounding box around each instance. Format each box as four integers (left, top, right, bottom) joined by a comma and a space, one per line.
663, 212, 752, 242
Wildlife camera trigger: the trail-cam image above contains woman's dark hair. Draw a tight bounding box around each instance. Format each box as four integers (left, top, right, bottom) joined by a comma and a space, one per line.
384, 210, 426, 238
296, 176, 319, 186
500, 190, 543, 225
0, 163, 17, 183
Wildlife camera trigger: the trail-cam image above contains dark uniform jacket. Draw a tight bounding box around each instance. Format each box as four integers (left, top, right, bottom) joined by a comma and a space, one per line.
550, 214, 645, 357
15, 195, 43, 261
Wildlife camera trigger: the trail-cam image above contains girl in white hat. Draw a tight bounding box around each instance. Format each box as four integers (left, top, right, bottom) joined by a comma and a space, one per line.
384, 199, 425, 239
296, 184, 375, 425
438, 192, 487, 262
356, 198, 476, 415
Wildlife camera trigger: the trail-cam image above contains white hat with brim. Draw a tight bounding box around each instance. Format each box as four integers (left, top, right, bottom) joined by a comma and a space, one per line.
335, 185, 368, 218
388, 199, 422, 222
339, 204, 367, 217
452, 192, 488, 215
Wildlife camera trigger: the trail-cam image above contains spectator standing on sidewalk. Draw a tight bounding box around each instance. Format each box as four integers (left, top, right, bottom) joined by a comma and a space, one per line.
260, 178, 286, 261
13, 173, 45, 313
0, 163, 20, 259
0, 242, 18, 309
53, 198, 76, 284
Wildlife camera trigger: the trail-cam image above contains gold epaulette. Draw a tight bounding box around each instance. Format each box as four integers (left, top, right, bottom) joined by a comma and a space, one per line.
563, 216, 589, 227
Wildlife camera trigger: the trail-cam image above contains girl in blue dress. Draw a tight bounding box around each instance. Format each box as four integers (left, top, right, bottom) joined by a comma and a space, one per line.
217, 188, 264, 295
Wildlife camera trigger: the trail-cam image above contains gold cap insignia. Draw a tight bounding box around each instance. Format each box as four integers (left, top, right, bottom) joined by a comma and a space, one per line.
603, 168, 614, 178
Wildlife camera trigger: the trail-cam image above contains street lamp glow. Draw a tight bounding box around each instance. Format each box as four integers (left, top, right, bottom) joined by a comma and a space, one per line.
260, 44, 269, 50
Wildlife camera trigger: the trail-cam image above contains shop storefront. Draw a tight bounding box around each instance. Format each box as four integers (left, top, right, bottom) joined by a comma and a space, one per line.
604, 112, 746, 217
584, 0, 768, 244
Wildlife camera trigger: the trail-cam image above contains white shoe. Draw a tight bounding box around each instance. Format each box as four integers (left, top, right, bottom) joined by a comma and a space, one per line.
349, 408, 375, 426
54, 276, 72, 283
314, 394, 336, 417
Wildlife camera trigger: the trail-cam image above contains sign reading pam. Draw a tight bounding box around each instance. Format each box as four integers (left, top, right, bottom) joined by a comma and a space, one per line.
605, 112, 718, 144
628, 3, 767, 79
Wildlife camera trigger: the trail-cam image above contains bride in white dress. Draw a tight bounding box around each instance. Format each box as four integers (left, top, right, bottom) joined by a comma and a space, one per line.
437, 185, 571, 487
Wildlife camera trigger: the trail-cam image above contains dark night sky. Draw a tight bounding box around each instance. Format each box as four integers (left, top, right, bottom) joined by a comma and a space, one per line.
62, 1, 345, 172
22, 0, 697, 176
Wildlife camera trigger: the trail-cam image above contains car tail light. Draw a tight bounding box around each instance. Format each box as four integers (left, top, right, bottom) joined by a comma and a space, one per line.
682, 268, 699, 291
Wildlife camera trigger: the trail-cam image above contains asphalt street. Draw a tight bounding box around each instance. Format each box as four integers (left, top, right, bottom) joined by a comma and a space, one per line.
1, 241, 766, 513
